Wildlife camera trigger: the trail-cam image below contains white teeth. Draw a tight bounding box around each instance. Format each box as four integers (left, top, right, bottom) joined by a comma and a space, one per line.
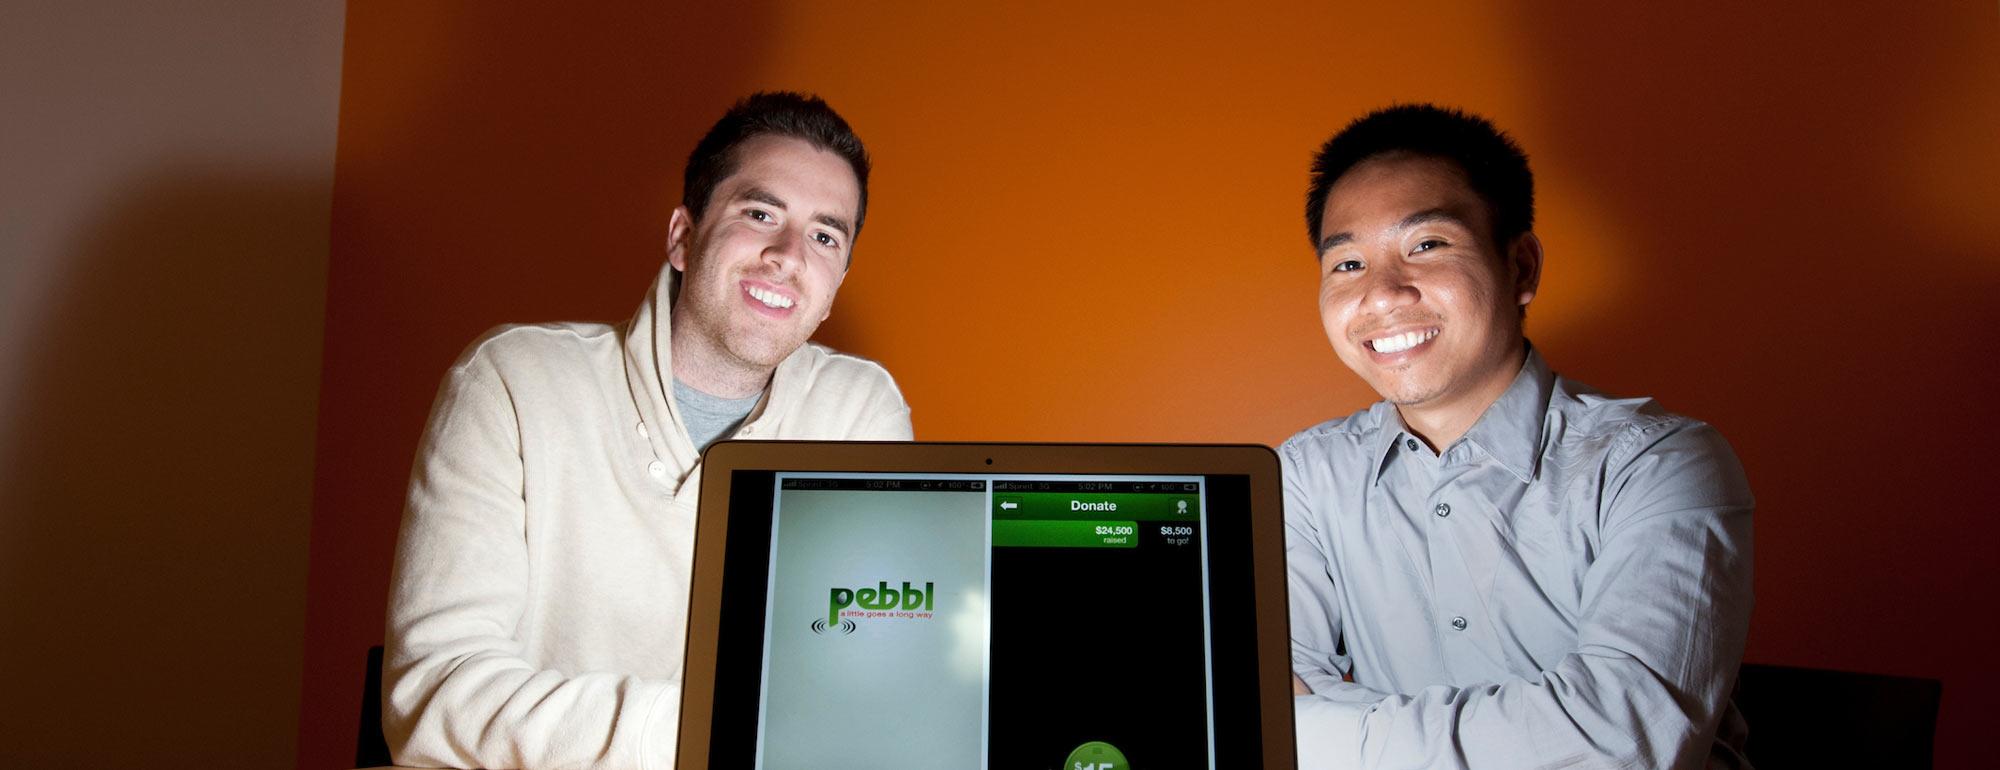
747, 286, 793, 309
1369, 328, 1437, 354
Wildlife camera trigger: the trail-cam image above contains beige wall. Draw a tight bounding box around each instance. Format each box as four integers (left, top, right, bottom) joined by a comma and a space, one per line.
0, 2, 343, 767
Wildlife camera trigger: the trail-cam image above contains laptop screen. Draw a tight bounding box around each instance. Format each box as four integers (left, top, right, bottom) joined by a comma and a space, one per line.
703, 469, 1265, 770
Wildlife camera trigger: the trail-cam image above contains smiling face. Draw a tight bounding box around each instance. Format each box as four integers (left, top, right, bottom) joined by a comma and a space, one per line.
1316, 153, 1541, 428
667, 134, 859, 393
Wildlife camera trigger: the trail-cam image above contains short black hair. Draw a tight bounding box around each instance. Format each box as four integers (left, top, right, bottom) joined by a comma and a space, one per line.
683, 91, 872, 239
1305, 104, 1534, 251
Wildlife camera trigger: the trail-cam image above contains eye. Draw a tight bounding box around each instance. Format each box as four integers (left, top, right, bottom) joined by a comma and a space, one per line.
746, 208, 774, 223
1329, 259, 1364, 273
1413, 238, 1447, 253
813, 231, 840, 249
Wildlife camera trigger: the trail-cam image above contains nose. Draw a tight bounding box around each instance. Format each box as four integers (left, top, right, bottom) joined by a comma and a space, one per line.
760, 224, 805, 273
1359, 259, 1418, 312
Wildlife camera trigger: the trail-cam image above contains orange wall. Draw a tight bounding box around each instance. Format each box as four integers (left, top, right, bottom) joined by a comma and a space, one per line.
303, 2, 2000, 768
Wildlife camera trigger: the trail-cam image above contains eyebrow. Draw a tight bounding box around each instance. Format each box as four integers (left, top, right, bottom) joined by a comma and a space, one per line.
1317, 207, 1469, 254
737, 186, 852, 239
813, 212, 853, 239
739, 186, 787, 210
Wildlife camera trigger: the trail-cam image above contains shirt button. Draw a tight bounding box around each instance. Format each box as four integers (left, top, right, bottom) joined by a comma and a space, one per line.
636, 422, 649, 438
1405, 438, 1419, 452
647, 461, 666, 478
1450, 616, 1468, 631
1434, 503, 1451, 518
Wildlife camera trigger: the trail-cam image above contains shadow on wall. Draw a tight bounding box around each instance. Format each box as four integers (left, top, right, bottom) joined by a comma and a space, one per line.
0, 164, 327, 768
296, 3, 783, 768
1515, 4, 2000, 768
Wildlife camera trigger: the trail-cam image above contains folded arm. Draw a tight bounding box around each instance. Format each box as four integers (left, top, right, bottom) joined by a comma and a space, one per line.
1293, 421, 1754, 769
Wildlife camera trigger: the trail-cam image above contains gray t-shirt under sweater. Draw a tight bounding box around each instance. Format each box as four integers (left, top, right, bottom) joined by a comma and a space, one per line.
673, 378, 762, 452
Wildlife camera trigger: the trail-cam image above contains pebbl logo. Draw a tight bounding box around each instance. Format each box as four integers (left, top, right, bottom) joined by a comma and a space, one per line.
813, 581, 936, 634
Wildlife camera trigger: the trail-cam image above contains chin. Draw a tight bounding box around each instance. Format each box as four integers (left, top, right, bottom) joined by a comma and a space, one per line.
729, 337, 802, 369
1384, 392, 1438, 408
733, 350, 789, 369
1375, 378, 1445, 407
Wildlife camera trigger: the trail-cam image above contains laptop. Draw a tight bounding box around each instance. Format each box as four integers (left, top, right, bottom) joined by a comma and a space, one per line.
676, 441, 1294, 770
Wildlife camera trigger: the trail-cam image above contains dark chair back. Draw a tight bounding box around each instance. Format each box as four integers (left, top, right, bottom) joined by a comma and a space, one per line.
356, 644, 391, 768
1734, 662, 1941, 769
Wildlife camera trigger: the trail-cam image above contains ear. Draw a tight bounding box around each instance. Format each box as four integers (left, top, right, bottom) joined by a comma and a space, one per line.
1509, 231, 1544, 308
666, 206, 694, 272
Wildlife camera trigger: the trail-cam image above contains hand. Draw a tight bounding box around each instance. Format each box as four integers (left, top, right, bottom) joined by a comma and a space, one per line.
1293, 672, 1312, 696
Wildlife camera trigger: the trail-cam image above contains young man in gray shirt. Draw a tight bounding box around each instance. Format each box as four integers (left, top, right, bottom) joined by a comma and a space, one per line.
1285, 105, 1754, 768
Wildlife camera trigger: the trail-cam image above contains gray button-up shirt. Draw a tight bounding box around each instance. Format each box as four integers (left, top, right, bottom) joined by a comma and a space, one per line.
1285, 347, 1754, 769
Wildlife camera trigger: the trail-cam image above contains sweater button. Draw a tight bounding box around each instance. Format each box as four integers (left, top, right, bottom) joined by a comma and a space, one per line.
647, 461, 666, 478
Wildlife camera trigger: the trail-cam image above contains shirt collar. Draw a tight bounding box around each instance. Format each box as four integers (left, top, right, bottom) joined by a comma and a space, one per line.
1367, 343, 1554, 486
1459, 344, 1555, 484
1368, 400, 1416, 484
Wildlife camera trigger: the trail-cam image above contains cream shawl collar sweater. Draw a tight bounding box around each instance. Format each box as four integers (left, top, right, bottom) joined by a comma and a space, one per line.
384, 264, 912, 769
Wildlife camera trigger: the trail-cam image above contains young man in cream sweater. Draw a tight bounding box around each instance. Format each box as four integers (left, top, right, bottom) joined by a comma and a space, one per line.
383, 92, 912, 770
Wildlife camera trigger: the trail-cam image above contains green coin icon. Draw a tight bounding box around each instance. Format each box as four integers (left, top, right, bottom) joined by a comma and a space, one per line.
1064, 740, 1129, 770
